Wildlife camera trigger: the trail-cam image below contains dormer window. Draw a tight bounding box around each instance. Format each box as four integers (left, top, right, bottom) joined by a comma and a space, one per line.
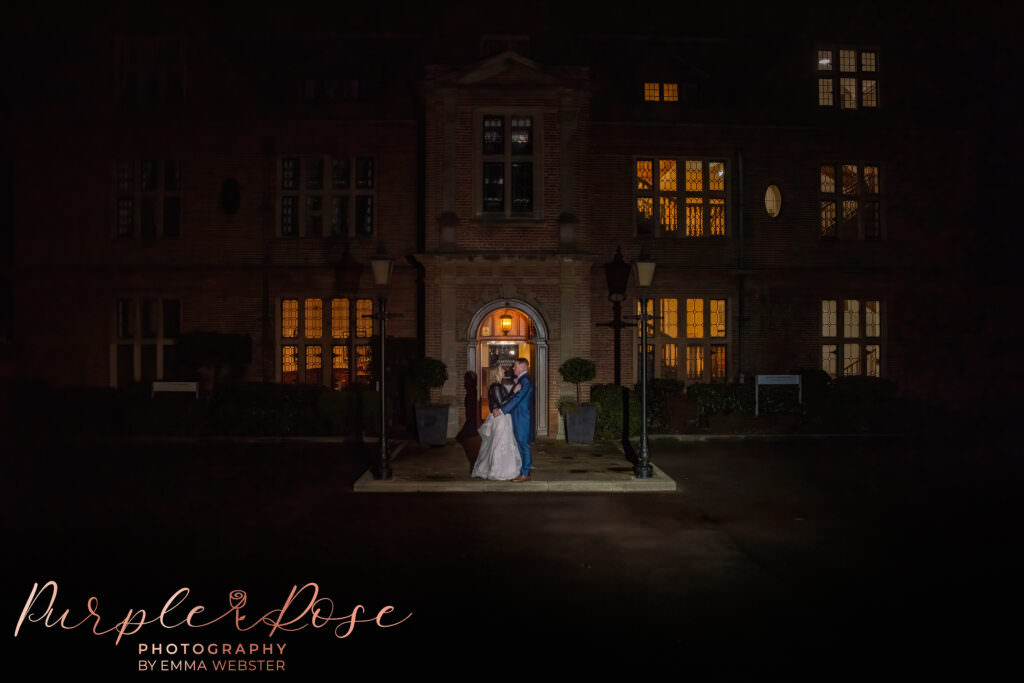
644, 82, 679, 102
817, 47, 878, 109
117, 37, 186, 107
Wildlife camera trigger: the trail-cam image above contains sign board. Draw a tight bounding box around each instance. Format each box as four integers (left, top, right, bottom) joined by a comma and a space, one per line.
754, 374, 801, 416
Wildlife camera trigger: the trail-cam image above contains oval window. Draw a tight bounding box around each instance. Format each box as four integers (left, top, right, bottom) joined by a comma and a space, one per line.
764, 185, 782, 217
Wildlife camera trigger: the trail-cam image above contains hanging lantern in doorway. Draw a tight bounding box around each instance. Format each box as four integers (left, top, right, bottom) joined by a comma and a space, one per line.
500, 313, 513, 335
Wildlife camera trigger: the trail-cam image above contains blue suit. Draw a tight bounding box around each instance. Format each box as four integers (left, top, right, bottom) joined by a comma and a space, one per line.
499, 372, 533, 477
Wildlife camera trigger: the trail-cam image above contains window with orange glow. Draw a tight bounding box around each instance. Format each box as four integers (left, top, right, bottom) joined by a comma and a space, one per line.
280, 296, 376, 386
332, 345, 350, 389
710, 300, 726, 337
637, 296, 728, 383
332, 298, 350, 338
711, 345, 727, 380
356, 299, 374, 338
663, 343, 678, 374
686, 345, 704, 380
660, 298, 678, 338
282, 346, 298, 384
304, 298, 323, 338
355, 345, 373, 384
634, 158, 727, 237
686, 299, 704, 339
305, 345, 323, 384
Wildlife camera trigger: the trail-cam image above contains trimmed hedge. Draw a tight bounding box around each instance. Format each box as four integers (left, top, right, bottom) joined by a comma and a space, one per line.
3, 380, 384, 437
590, 383, 641, 440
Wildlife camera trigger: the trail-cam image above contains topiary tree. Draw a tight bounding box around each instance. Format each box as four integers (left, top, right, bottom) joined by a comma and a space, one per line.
559, 357, 596, 404
411, 357, 448, 406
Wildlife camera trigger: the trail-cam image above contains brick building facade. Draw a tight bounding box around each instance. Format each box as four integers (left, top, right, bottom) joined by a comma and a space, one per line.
4, 5, 980, 436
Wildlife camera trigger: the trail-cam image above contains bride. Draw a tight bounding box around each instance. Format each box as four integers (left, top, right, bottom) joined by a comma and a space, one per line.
471, 365, 522, 481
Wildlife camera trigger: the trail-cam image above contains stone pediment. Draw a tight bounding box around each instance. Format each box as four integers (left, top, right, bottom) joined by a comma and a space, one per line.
440, 51, 579, 88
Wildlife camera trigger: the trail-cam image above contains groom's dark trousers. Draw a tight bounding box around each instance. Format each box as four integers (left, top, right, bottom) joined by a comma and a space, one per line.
500, 373, 534, 476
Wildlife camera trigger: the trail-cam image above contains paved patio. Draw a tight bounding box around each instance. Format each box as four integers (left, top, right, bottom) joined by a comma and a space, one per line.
353, 437, 678, 492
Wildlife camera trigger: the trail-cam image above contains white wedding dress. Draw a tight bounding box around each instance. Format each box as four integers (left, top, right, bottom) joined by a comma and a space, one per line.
472, 411, 522, 481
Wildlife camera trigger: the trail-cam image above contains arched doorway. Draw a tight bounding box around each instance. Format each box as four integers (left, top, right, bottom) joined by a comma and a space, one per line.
466, 300, 549, 438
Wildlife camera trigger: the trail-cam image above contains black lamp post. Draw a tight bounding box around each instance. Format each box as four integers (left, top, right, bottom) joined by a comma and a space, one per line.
634, 251, 656, 479
369, 248, 393, 480
596, 246, 634, 386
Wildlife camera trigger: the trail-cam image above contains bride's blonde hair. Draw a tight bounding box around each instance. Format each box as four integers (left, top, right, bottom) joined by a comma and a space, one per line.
490, 365, 505, 384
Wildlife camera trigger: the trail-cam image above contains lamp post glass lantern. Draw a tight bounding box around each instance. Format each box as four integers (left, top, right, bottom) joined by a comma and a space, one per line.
635, 253, 656, 479
597, 246, 635, 386
369, 250, 393, 480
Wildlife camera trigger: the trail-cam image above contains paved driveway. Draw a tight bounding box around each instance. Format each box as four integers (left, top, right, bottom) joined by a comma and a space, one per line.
4, 433, 1020, 678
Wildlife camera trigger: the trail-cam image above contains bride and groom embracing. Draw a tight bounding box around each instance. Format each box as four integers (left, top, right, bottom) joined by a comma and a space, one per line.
471, 358, 533, 482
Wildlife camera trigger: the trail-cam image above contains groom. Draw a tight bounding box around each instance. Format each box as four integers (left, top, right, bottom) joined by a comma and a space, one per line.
492, 358, 533, 482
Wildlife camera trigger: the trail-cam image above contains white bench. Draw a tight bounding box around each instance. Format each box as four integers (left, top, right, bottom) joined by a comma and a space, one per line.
151, 381, 199, 398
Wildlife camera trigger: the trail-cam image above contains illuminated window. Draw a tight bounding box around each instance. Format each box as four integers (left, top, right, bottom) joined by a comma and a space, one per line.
305, 345, 323, 384
331, 298, 350, 338
819, 163, 882, 240
711, 345, 726, 381
643, 82, 679, 102
821, 298, 883, 378
817, 47, 879, 109
843, 299, 860, 337
710, 300, 726, 337
282, 299, 298, 338
663, 343, 678, 376
304, 298, 323, 338
865, 300, 880, 336
686, 345, 704, 380
281, 297, 375, 387
764, 185, 782, 217
332, 345, 350, 389
113, 296, 182, 386
865, 345, 881, 377
282, 346, 298, 384
636, 298, 655, 337
635, 158, 727, 237
480, 113, 536, 216
822, 345, 837, 378
817, 78, 834, 106
660, 298, 678, 338
641, 296, 728, 383
280, 155, 374, 237
356, 299, 374, 338
843, 343, 860, 375
114, 160, 182, 239
822, 300, 837, 336
686, 299, 704, 339
355, 344, 374, 384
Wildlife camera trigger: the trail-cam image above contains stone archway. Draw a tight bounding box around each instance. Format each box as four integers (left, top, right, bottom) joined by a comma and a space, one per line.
466, 299, 549, 437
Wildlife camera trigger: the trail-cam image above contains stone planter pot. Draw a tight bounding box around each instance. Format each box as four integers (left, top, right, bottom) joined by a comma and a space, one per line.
415, 404, 450, 446
565, 404, 598, 444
